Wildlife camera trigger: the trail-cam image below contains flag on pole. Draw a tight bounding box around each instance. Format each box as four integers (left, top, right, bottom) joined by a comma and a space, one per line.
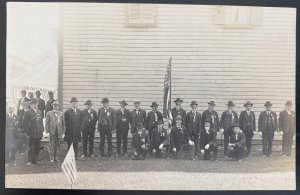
61, 143, 77, 185
163, 57, 173, 125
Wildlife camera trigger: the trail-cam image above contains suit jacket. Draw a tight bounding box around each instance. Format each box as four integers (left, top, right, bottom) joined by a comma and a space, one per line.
150, 127, 170, 149
131, 130, 150, 150
229, 132, 246, 148
239, 110, 256, 132
199, 128, 217, 150
171, 107, 186, 126
130, 108, 147, 132
220, 110, 239, 133
37, 98, 46, 118
279, 110, 295, 133
98, 107, 116, 131
64, 108, 82, 143
258, 110, 278, 132
81, 109, 98, 131
185, 111, 201, 135
45, 110, 65, 138
22, 108, 44, 139
116, 108, 130, 130
45, 99, 56, 116
146, 110, 163, 131
201, 110, 220, 131
6, 113, 20, 143
170, 125, 190, 149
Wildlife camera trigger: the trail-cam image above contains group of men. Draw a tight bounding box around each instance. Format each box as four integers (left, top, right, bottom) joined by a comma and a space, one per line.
5, 89, 296, 166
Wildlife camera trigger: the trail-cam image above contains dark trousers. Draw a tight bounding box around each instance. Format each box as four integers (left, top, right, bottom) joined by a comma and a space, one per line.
282, 131, 294, 156
134, 147, 148, 159
227, 145, 247, 160
67, 142, 78, 159
176, 143, 195, 159
50, 134, 61, 161
116, 126, 129, 155
82, 129, 95, 156
243, 126, 254, 156
262, 126, 274, 156
190, 133, 199, 156
154, 143, 170, 158
99, 125, 112, 156
203, 145, 218, 160
18, 132, 28, 153
224, 132, 231, 156
5, 141, 17, 163
28, 138, 41, 163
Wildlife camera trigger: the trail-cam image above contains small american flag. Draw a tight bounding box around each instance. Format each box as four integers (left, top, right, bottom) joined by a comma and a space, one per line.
163, 57, 173, 125
61, 143, 77, 185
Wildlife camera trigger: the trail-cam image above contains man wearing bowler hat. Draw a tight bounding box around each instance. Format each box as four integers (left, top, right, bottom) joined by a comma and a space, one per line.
171, 98, 186, 127
35, 91, 46, 118
45, 91, 56, 116
116, 100, 131, 157
64, 97, 82, 160
220, 101, 239, 157
98, 98, 116, 157
81, 100, 97, 158
186, 101, 201, 157
239, 101, 256, 157
130, 101, 147, 133
146, 102, 163, 141
258, 101, 278, 157
279, 101, 295, 157
201, 101, 220, 131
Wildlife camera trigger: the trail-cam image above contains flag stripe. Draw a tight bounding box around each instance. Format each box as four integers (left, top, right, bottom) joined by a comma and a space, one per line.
61, 143, 77, 185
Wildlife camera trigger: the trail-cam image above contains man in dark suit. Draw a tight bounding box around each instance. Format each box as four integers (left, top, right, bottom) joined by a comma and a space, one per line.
258, 101, 278, 157
146, 102, 163, 141
22, 98, 44, 166
170, 115, 195, 160
98, 98, 116, 157
279, 101, 295, 157
220, 101, 239, 157
131, 123, 150, 160
186, 101, 201, 157
227, 123, 247, 162
64, 97, 82, 160
35, 91, 46, 119
150, 119, 170, 159
239, 101, 256, 157
171, 98, 186, 127
199, 119, 218, 161
130, 101, 146, 133
45, 91, 56, 116
201, 101, 220, 131
5, 105, 20, 167
116, 100, 130, 157
81, 100, 97, 158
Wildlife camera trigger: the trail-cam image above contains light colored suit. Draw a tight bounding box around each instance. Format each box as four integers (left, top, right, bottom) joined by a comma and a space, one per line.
45, 110, 65, 138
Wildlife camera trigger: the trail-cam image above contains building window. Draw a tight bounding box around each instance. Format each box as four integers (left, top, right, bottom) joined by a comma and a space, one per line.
126, 4, 158, 27
214, 6, 263, 28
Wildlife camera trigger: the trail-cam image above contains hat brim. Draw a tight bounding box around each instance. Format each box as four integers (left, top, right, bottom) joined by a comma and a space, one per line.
70, 100, 78, 103
150, 105, 159, 107
264, 104, 272, 107
226, 104, 235, 106
119, 102, 128, 105
190, 104, 198, 106
174, 100, 183, 103
244, 103, 253, 107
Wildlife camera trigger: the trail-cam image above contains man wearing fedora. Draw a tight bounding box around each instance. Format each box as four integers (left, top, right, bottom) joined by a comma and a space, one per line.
45, 91, 56, 116
131, 123, 150, 160
81, 100, 98, 158
227, 123, 247, 162
170, 115, 195, 160
199, 119, 218, 161
171, 98, 186, 127
23, 98, 44, 166
201, 101, 220, 132
220, 101, 239, 156
279, 101, 295, 157
186, 101, 201, 157
116, 100, 131, 157
146, 102, 163, 141
150, 119, 170, 159
239, 101, 256, 157
130, 101, 147, 133
64, 97, 82, 160
35, 91, 46, 119
45, 101, 65, 162
98, 98, 116, 157
258, 101, 278, 157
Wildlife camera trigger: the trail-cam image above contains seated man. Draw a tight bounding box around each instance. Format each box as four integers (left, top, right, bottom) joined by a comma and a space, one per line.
227, 123, 247, 162
150, 119, 170, 159
170, 115, 196, 160
131, 123, 150, 160
199, 119, 218, 161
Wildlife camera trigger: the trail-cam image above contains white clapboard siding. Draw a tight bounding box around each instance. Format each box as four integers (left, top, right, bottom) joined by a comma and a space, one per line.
60, 3, 295, 123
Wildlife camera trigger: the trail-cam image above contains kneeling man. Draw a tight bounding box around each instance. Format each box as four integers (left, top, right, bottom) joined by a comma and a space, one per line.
131, 123, 150, 160
200, 119, 218, 161
151, 119, 170, 159
227, 123, 247, 162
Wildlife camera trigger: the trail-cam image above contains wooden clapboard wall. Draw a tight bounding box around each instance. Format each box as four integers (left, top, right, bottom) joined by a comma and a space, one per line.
60, 3, 295, 124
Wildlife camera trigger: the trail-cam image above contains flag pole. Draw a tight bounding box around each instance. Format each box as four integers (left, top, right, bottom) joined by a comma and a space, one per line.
169, 57, 172, 128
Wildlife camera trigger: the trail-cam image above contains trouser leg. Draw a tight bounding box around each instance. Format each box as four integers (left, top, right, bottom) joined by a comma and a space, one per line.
116, 128, 122, 155
262, 131, 268, 155
11, 145, 17, 162
189, 144, 195, 159
55, 138, 61, 161
287, 132, 294, 156
28, 138, 34, 162
73, 143, 78, 158
50, 137, 56, 161
106, 127, 112, 156
5, 142, 9, 163
267, 128, 274, 156
88, 130, 95, 156
122, 129, 128, 155
82, 131, 88, 156
224, 133, 229, 155
177, 145, 184, 159
99, 127, 106, 155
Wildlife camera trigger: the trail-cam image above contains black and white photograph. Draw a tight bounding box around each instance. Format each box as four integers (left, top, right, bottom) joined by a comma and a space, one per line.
5, 2, 296, 190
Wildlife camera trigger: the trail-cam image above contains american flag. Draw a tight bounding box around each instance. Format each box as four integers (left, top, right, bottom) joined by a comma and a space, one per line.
61, 143, 77, 185
163, 57, 173, 125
